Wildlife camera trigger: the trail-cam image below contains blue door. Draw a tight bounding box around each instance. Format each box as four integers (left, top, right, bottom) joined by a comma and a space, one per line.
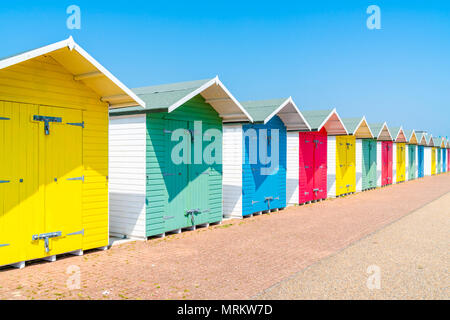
418, 146, 424, 178
443, 149, 447, 173
242, 116, 286, 216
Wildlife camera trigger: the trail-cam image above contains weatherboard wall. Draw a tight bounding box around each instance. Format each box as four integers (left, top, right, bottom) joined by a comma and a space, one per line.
376, 141, 382, 187
326, 136, 337, 197
424, 147, 431, 176
222, 124, 243, 218
355, 139, 363, 192
286, 131, 299, 205
109, 115, 147, 239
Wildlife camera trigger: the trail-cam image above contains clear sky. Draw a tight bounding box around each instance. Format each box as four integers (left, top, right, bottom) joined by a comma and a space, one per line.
0, 0, 449, 138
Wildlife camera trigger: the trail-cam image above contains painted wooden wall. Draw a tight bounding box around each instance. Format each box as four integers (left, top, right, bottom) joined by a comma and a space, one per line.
424, 147, 432, 176
326, 136, 337, 197
392, 142, 397, 184
286, 131, 299, 205
376, 141, 383, 187
355, 139, 363, 192
109, 115, 147, 239
222, 124, 243, 218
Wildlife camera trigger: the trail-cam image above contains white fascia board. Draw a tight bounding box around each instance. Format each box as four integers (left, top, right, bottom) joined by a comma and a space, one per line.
168, 77, 217, 113
72, 40, 146, 108
215, 77, 254, 122
168, 76, 254, 122
318, 108, 349, 135
263, 97, 311, 130
0, 36, 146, 109
0, 38, 71, 70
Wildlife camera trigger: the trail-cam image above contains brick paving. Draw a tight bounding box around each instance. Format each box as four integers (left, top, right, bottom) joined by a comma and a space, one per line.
0, 173, 449, 300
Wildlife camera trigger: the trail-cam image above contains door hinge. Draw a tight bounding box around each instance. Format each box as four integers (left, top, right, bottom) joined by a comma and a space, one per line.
0, 180, 10, 183
67, 121, 85, 128
67, 229, 84, 236
67, 176, 84, 182
0, 117, 10, 120
0, 243, 10, 248
33, 115, 62, 135
163, 172, 180, 176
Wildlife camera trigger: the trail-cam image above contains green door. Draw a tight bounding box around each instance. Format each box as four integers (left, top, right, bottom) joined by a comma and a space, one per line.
362, 139, 377, 190
362, 140, 370, 191
408, 145, 416, 180
145, 95, 223, 237
187, 121, 209, 227
163, 119, 190, 232
188, 121, 222, 226
368, 139, 377, 188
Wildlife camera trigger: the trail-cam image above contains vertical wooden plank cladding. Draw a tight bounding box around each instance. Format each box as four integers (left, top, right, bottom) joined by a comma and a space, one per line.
314, 130, 327, 200
242, 116, 286, 215
146, 95, 223, 237
0, 55, 109, 253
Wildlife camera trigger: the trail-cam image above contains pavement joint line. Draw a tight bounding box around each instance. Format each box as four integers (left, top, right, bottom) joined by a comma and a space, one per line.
252, 189, 450, 299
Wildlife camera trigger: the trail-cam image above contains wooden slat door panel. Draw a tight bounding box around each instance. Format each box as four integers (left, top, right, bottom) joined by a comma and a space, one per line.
163, 120, 189, 232
0, 102, 23, 266
314, 133, 327, 200
299, 133, 314, 203
368, 139, 377, 188
39, 106, 83, 256
336, 136, 347, 196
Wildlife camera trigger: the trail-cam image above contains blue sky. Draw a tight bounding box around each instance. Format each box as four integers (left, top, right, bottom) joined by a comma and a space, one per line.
0, 0, 449, 137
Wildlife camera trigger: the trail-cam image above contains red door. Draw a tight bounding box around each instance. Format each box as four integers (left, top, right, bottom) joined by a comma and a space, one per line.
387, 142, 393, 184
313, 132, 327, 200
299, 132, 314, 203
382, 141, 393, 186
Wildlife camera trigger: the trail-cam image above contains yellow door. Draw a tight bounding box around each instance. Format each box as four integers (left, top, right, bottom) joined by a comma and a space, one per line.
431, 148, 436, 175
345, 136, 356, 193
1, 103, 84, 266
396, 143, 406, 182
38, 106, 83, 257
0, 102, 23, 266
336, 136, 347, 196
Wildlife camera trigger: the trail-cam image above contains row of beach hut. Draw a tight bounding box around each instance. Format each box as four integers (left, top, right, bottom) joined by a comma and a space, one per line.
0, 38, 448, 268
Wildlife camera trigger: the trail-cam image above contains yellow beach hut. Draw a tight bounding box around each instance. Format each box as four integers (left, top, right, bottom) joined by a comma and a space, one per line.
0, 37, 144, 268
